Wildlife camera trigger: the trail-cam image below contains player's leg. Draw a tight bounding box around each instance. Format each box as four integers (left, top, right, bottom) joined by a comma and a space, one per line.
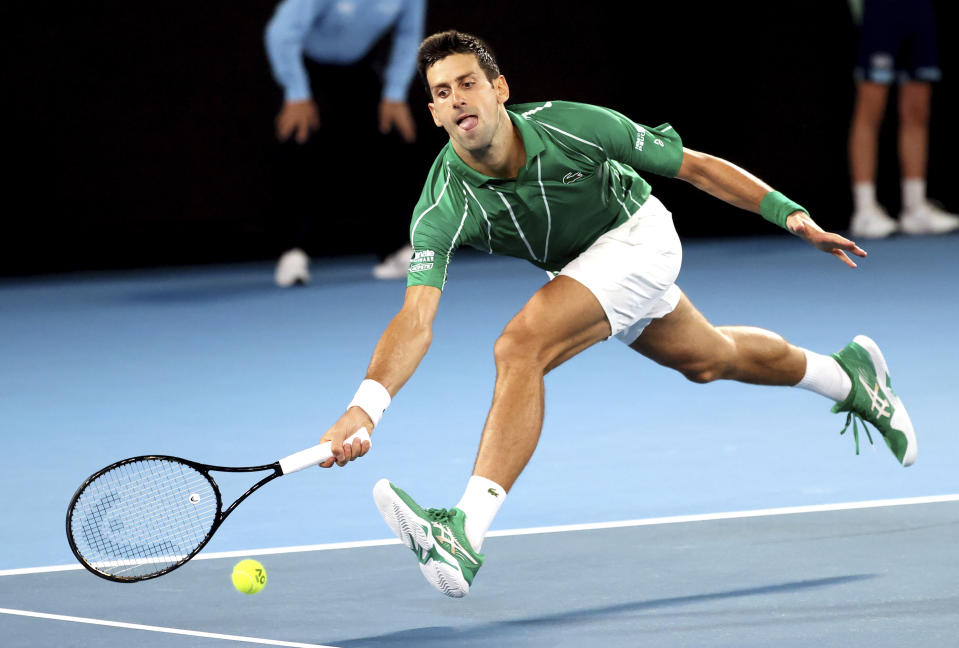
452, 195, 680, 549
629, 292, 916, 466
473, 274, 611, 490
629, 292, 806, 385
374, 274, 611, 597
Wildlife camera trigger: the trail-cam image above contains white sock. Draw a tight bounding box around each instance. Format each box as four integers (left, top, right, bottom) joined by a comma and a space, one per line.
853, 182, 877, 212
455, 475, 506, 552
795, 348, 852, 403
902, 178, 926, 211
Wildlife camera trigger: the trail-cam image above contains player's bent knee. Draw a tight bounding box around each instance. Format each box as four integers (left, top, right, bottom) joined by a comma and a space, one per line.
677, 360, 725, 384
493, 327, 549, 370
681, 368, 719, 384
493, 329, 536, 363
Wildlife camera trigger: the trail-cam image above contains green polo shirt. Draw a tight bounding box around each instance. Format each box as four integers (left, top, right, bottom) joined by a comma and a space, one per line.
407, 100, 684, 289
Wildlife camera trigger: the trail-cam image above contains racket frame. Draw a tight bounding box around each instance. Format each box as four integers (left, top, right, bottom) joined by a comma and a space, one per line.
65, 428, 369, 582
66, 455, 281, 583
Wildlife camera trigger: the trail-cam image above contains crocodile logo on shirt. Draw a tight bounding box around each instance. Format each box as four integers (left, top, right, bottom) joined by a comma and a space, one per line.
562, 171, 584, 184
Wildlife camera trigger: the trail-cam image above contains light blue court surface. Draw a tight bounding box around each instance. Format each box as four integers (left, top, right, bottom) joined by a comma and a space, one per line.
1, 233, 958, 646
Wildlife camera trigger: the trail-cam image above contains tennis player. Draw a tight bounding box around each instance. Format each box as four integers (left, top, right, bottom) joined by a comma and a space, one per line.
320, 30, 918, 598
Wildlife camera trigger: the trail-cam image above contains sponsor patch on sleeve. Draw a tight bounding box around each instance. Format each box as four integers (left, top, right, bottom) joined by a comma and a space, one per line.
634, 124, 647, 151
409, 249, 435, 273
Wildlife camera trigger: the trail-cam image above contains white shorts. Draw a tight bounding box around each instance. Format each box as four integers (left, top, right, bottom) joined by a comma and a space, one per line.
557, 195, 682, 345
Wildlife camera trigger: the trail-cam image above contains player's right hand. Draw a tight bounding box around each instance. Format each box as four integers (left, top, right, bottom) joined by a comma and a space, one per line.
276, 99, 320, 143
318, 408, 374, 468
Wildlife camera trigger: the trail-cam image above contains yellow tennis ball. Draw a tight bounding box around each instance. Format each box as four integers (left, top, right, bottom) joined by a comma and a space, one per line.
231, 559, 267, 595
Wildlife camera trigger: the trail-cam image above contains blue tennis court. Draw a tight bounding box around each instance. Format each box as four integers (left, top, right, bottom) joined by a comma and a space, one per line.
2, 233, 957, 646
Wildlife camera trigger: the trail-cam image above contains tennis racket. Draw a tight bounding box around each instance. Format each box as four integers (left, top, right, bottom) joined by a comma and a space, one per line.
66, 428, 370, 582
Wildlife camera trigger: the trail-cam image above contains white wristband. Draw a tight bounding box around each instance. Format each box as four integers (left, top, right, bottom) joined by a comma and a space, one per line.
348, 379, 391, 427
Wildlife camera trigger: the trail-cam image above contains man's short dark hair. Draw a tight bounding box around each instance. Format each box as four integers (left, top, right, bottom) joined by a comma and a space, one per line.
416, 30, 501, 96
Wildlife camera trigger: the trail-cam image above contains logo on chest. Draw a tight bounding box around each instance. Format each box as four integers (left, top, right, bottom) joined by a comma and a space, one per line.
562, 171, 585, 185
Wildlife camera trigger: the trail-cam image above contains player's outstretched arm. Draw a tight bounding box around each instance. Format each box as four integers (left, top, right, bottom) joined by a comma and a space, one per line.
319, 285, 442, 467
675, 148, 866, 268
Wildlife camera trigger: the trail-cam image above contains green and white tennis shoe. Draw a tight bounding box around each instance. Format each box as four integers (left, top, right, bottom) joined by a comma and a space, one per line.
373, 479, 484, 598
831, 335, 917, 466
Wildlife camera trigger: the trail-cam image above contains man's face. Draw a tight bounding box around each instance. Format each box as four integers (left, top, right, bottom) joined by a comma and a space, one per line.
426, 53, 508, 154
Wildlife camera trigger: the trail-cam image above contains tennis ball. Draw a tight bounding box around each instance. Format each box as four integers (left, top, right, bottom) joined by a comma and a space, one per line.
231, 559, 267, 595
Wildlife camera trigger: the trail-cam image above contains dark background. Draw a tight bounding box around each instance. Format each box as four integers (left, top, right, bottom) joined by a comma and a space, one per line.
3, 0, 957, 275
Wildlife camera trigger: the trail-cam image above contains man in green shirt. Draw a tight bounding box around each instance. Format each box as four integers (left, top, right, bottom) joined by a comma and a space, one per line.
319, 31, 918, 598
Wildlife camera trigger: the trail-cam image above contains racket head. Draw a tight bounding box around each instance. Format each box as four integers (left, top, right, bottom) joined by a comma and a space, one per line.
66, 456, 222, 582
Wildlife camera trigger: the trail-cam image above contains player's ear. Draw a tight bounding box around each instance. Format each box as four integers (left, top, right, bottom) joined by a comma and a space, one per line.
428, 102, 442, 127
494, 75, 509, 104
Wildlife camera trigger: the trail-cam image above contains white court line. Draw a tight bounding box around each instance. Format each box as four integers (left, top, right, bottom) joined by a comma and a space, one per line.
0, 538, 404, 577
0, 608, 336, 648
4, 493, 958, 578
486, 492, 959, 538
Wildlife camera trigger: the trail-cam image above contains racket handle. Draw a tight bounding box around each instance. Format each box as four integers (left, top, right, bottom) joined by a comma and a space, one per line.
278, 428, 371, 475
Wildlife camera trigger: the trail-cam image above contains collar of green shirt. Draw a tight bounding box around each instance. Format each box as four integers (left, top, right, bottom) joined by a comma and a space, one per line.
443, 109, 547, 187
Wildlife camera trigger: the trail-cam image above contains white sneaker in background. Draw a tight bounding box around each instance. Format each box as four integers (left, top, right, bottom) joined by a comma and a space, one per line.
899, 201, 959, 235
274, 248, 311, 287
850, 204, 898, 239
372, 244, 413, 280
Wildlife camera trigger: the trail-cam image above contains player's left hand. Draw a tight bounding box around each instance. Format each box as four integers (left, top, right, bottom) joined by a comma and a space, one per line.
379, 100, 417, 143
786, 211, 866, 269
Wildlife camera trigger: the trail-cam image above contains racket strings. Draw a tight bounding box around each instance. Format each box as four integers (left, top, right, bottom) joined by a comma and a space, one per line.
69, 459, 218, 579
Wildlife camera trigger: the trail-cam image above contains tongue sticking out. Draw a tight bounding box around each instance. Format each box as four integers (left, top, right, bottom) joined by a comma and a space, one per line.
459, 116, 478, 131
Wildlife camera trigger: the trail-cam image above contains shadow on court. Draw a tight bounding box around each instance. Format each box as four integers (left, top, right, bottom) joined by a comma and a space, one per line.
336, 575, 875, 646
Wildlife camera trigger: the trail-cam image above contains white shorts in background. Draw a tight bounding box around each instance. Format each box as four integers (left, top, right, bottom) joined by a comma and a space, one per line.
557, 194, 682, 345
